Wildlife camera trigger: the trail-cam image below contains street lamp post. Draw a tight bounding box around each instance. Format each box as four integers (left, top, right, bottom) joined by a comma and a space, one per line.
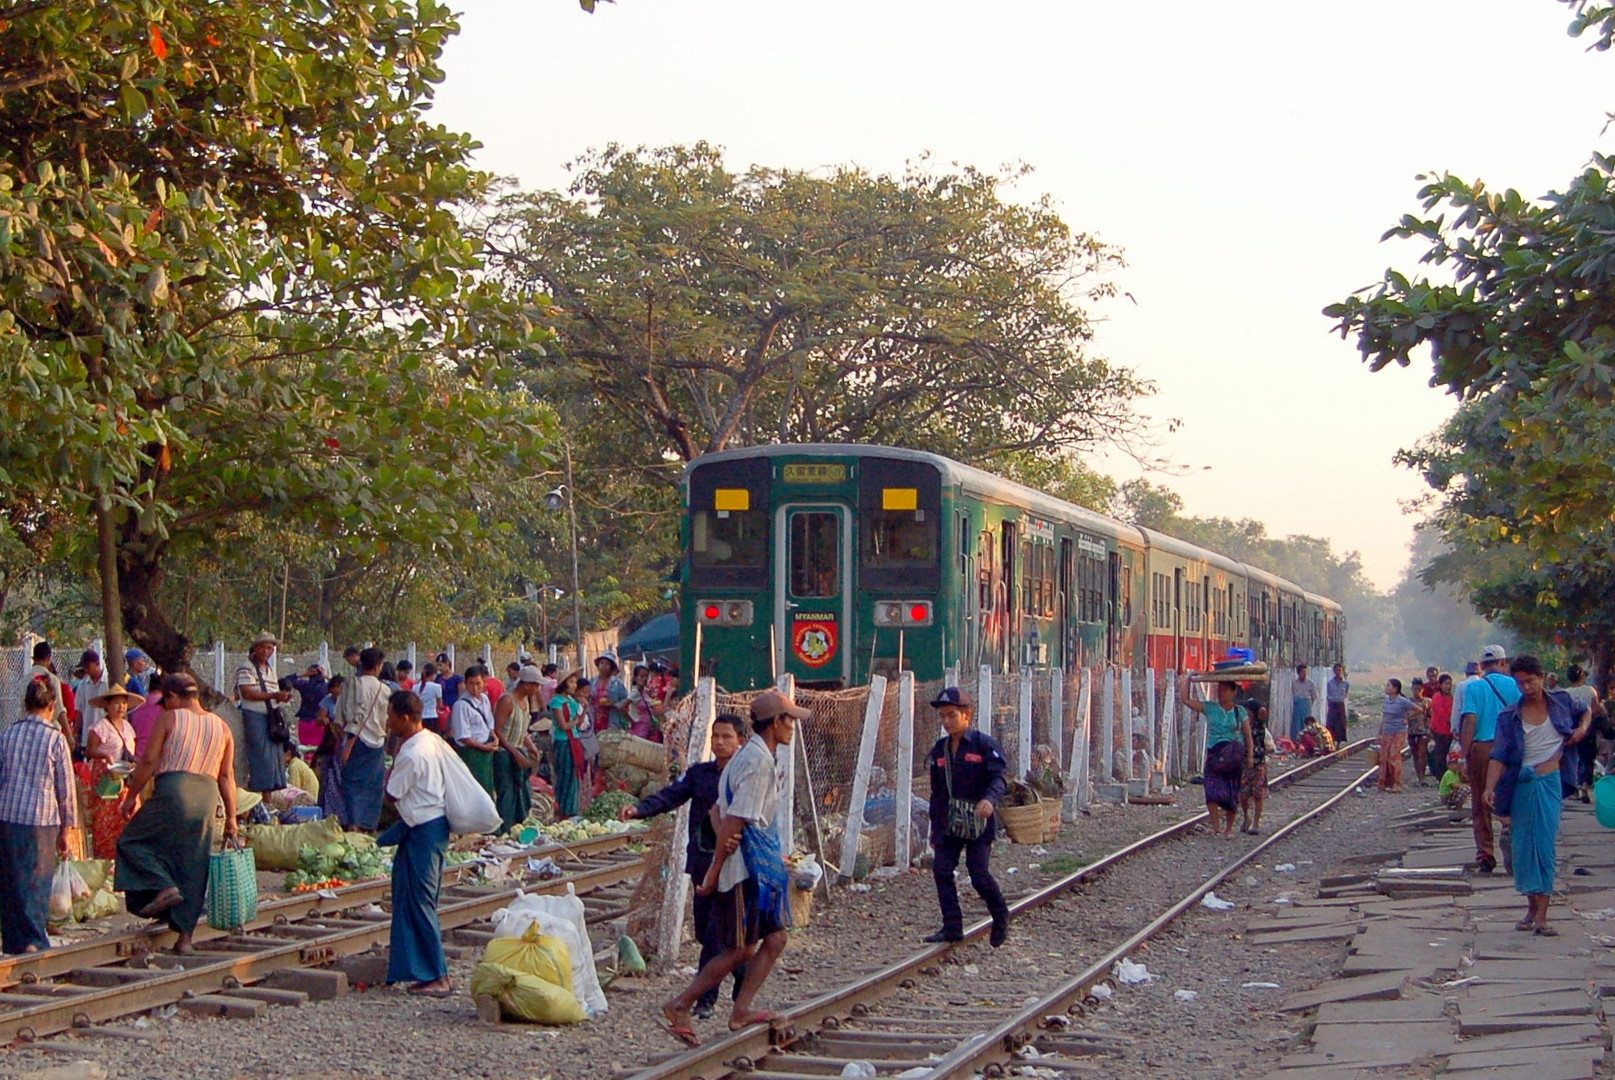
544, 440, 585, 669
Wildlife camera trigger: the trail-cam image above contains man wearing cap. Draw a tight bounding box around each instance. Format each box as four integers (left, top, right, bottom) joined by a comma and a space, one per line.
25, 641, 68, 739
924, 686, 1011, 947
236, 631, 293, 793
124, 648, 153, 697
76, 650, 109, 751
662, 690, 805, 1045
1459, 645, 1522, 873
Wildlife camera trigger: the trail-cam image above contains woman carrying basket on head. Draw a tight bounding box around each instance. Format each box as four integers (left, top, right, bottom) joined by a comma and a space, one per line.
1180, 673, 1255, 841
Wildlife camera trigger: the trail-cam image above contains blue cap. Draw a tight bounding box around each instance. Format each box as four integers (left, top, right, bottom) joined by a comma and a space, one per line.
125, 648, 149, 663
929, 686, 974, 710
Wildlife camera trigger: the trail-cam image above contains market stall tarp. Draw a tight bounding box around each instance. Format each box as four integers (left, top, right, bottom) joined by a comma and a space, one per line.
616, 613, 678, 660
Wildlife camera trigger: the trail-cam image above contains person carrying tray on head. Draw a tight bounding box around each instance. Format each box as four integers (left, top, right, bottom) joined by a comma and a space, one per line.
922, 686, 1011, 947
1180, 672, 1256, 840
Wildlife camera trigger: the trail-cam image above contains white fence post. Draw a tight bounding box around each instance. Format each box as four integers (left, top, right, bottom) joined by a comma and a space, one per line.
1101, 668, 1116, 783
656, 676, 715, 967
839, 674, 887, 881
977, 666, 992, 736
895, 671, 915, 869
1161, 669, 1176, 782
480, 643, 492, 671
1050, 667, 1065, 771
402, 642, 413, 671
1016, 675, 1033, 781
1067, 668, 1093, 814
943, 666, 958, 690
446, 644, 456, 675
774, 673, 797, 854
1120, 668, 1133, 783
212, 642, 227, 695
1144, 667, 1158, 790
319, 641, 331, 672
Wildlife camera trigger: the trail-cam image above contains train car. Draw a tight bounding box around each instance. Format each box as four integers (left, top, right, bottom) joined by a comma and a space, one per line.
680, 444, 1343, 691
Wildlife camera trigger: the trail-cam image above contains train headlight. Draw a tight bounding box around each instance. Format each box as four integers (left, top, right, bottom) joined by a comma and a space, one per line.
697, 600, 754, 626
874, 601, 932, 627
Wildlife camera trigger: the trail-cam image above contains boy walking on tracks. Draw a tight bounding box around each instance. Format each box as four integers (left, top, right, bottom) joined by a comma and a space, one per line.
662, 690, 807, 1045
924, 687, 1011, 947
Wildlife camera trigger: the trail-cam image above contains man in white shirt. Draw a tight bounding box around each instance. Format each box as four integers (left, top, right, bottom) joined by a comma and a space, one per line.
76, 649, 109, 749
378, 689, 451, 997
334, 647, 390, 831
449, 666, 498, 797
662, 690, 807, 1044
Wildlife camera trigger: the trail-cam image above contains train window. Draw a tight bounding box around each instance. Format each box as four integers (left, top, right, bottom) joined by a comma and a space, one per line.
1021, 539, 1035, 615
789, 513, 840, 598
1042, 545, 1057, 617
863, 511, 937, 570
1121, 565, 1132, 626
691, 509, 769, 577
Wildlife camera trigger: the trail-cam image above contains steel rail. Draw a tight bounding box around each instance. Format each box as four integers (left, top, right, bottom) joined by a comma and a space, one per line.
623, 739, 1376, 1080
0, 847, 649, 1043
0, 830, 640, 991
917, 757, 1381, 1078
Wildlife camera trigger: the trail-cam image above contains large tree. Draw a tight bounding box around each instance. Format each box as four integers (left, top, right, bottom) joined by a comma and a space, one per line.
0, 1, 549, 671
485, 143, 1151, 467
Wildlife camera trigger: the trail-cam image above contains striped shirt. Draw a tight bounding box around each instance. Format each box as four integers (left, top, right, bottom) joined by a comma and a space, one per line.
0, 714, 78, 827
157, 708, 231, 779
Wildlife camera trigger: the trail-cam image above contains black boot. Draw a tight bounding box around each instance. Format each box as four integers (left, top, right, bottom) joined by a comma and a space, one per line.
923, 929, 962, 943
989, 916, 1009, 948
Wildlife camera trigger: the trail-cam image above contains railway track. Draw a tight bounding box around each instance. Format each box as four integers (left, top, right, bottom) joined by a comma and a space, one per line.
0, 829, 653, 1045
624, 741, 1381, 1080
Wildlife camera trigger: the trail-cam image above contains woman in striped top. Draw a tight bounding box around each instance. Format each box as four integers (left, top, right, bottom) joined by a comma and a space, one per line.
114, 673, 238, 954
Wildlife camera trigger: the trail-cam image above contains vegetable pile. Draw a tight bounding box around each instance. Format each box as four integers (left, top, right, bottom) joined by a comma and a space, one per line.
539, 818, 641, 845
283, 841, 390, 893
582, 790, 637, 823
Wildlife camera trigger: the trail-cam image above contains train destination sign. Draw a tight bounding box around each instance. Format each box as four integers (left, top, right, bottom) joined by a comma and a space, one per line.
781, 463, 847, 484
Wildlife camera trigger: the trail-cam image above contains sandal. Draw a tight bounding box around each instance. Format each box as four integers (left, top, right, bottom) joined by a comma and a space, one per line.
662, 1003, 701, 1047
728, 1009, 781, 1031
1515, 918, 1536, 931
1534, 925, 1559, 937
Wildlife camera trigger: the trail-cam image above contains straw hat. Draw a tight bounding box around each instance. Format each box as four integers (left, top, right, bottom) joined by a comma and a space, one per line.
250, 630, 278, 648
91, 684, 136, 709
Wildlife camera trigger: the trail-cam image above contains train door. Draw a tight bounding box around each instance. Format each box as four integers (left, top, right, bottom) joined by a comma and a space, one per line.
1059, 538, 1074, 669
775, 504, 851, 684
1106, 551, 1121, 666
999, 523, 1017, 672
1202, 576, 1212, 666
958, 511, 976, 673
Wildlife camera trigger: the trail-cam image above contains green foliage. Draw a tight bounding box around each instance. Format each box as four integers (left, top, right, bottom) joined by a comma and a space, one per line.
991, 451, 1117, 514
486, 143, 1151, 465
0, 1, 552, 666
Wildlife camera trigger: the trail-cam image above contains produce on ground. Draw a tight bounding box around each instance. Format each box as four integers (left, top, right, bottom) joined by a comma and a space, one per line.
282, 840, 391, 893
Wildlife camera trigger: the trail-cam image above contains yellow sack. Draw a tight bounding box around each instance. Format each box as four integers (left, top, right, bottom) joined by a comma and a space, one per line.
242, 817, 345, 871
483, 924, 573, 990
470, 962, 587, 1025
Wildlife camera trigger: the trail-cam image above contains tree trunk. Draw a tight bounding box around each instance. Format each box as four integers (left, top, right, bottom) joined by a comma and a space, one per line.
95, 494, 127, 685
1591, 635, 1615, 695
118, 544, 191, 675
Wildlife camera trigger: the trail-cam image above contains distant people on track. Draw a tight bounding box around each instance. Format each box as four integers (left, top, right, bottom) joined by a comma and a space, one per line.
1290, 664, 1319, 742
663, 690, 805, 1045
1377, 679, 1416, 793
236, 631, 293, 794
1325, 663, 1349, 745
115, 673, 236, 955
491, 666, 543, 833
1460, 645, 1521, 874
416, 662, 446, 735
1299, 716, 1335, 757
0, 677, 78, 954
591, 654, 628, 731
622, 712, 750, 1018
551, 669, 590, 817
1239, 694, 1271, 835
314, 674, 346, 821
1561, 665, 1603, 804
1406, 678, 1433, 787
1428, 673, 1456, 781
1179, 674, 1254, 840
923, 686, 1011, 946
288, 662, 329, 752
1484, 655, 1592, 936
379, 689, 453, 997
626, 663, 668, 741
335, 648, 390, 832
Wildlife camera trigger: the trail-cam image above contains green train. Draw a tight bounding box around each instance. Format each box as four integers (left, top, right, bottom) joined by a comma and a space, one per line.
680, 444, 1344, 690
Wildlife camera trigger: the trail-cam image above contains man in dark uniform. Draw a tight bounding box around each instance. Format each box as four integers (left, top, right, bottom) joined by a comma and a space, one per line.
924, 687, 1011, 947
621, 713, 748, 1017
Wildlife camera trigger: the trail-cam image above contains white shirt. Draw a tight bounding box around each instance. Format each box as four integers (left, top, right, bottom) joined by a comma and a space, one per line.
1522, 716, 1564, 770
387, 729, 449, 826
715, 734, 781, 892
450, 694, 495, 746
78, 677, 108, 747
236, 660, 277, 714
417, 680, 444, 719
337, 674, 390, 749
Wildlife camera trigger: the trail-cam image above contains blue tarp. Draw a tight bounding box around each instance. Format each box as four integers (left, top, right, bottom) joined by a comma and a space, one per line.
617, 612, 679, 659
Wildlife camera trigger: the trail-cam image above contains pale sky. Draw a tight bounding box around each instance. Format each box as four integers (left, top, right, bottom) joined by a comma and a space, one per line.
432, 0, 1613, 590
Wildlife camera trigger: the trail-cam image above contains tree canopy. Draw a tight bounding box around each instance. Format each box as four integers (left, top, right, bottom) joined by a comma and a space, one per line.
0, 0, 550, 669
485, 143, 1151, 467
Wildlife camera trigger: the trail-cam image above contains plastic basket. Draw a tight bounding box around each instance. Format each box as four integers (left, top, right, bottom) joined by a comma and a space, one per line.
998, 801, 1046, 845
1596, 775, 1615, 829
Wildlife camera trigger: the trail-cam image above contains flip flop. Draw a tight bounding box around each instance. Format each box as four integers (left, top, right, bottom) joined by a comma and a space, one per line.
407, 984, 453, 998
1515, 918, 1535, 931
728, 1009, 781, 1031
137, 888, 183, 919
662, 1021, 700, 1047
1534, 925, 1559, 937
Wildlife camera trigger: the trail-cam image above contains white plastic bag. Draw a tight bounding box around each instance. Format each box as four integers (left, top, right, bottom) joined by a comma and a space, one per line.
441, 748, 500, 835
49, 863, 89, 921
792, 854, 824, 892
489, 885, 607, 1016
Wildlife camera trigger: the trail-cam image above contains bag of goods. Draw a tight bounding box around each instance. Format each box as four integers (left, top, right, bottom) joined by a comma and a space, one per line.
597, 730, 667, 773
207, 844, 259, 930
243, 816, 346, 871
470, 962, 587, 1025
489, 885, 608, 1016
72, 885, 123, 922
483, 923, 574, 989
443, 749, 501, 835
49, 862, 91, 922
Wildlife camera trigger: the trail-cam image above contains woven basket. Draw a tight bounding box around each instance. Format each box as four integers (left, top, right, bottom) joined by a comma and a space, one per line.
598, 731, 667, 773
999, 801, 1046, 845
789, 886, 814, 928
1044, 799, 1062, 839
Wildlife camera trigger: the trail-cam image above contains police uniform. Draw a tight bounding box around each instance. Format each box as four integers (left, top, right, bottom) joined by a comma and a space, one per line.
926, 688, 1011, 944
